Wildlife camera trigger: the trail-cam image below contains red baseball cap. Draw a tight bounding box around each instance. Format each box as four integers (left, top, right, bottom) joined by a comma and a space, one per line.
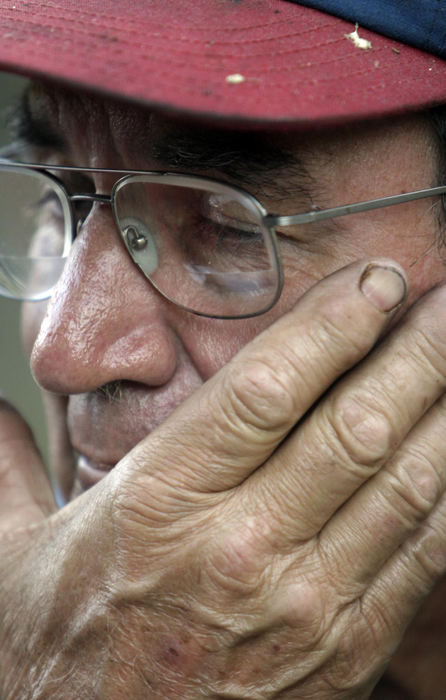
0, 0, 444, 128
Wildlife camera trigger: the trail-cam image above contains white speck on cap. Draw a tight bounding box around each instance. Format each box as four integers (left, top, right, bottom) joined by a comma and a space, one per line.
225, 73, 246, 84
345, 24, 372, 51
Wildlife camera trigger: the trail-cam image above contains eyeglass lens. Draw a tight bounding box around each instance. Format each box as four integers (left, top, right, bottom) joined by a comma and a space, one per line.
114, 177, 279, 317
0, 168, 69, 300
0, 167, 280, 317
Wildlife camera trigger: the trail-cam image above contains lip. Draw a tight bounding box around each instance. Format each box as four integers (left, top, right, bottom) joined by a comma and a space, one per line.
68, 372, 205, 495
76, 454, 116, 489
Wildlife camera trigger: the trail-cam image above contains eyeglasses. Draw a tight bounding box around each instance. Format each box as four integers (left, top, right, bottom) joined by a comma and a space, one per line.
0, 159, 445, 319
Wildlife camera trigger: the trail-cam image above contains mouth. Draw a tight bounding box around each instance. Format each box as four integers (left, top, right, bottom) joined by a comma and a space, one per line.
76, 453, 116, 489
65, 359, 205, 497
68, 383, 154, 495
67, 378, 201, 496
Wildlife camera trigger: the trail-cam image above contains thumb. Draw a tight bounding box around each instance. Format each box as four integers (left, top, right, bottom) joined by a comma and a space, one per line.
0, 398, 56, 533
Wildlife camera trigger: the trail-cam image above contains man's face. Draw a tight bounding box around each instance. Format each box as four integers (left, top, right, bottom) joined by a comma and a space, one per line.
20, 85, 445, 498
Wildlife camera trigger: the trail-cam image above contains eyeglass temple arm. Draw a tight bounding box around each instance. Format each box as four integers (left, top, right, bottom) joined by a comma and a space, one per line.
266, 185, 446, 228
1, 153, 444, 228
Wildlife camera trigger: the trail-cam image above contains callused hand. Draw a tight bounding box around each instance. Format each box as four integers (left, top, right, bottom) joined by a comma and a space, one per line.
1, 259, 446, 699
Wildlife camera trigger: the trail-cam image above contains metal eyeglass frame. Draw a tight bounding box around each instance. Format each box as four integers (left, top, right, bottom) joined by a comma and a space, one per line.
1, 158, 446, 318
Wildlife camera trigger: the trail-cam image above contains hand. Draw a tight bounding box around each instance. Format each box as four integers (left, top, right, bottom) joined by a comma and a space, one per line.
1, 259, 446, 699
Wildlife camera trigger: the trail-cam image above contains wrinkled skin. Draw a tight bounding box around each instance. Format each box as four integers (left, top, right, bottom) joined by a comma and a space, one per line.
1, 89, 446, 698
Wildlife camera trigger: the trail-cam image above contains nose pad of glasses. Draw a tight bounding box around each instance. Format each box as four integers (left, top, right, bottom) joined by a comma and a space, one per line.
119, 217, 158, 276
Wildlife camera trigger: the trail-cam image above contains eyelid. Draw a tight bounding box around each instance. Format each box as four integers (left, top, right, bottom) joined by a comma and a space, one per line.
204, 193, 262, 232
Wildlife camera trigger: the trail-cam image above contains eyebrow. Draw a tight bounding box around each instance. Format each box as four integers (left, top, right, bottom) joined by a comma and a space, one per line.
147, 124, 318, 207
8, 85, 315, 201
150, 126, 312, 194
8, 84, 66, 152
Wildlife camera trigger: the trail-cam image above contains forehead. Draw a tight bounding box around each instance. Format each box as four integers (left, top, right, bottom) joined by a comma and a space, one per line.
21, 82, 437, 203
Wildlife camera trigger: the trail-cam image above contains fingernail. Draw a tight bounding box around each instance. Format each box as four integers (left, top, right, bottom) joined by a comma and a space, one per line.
360, 264, 407, 312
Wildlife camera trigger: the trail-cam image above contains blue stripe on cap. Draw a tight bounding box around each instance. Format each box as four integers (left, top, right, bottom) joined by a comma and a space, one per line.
286, 0, 446, 58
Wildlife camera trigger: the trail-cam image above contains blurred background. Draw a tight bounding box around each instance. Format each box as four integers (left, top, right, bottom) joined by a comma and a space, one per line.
0, 71, 47, 460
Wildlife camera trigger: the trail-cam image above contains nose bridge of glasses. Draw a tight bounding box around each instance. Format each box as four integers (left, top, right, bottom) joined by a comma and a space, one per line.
70, 193, 112, 205
68, 190, 159, 276
70, 192, 114, 238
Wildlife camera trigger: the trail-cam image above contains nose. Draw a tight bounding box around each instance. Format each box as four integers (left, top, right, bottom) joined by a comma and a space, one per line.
31, 205, 178, 395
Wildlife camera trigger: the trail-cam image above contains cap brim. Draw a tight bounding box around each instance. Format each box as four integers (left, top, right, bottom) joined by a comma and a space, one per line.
0, 0, 445, 128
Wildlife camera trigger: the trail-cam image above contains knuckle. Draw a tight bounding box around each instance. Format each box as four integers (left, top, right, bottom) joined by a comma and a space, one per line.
225, 356, 298, 433
204, 514, 273, 597
327, 392, 394, 470
388, 449, 443, 524
409, 522, 446, 583
272, 558, 331, 637
324, 599, 390, 695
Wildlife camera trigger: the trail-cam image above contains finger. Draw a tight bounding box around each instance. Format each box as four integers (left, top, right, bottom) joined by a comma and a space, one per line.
351, 492, 446, 666
125, 260, 406, 494
244, 282, 446, 543
319, 391, 446, 588
0, 398, 56, 532
315, 496, 446, 697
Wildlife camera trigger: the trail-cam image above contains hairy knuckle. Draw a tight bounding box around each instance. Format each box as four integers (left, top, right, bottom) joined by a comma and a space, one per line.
327, 392, 394, 469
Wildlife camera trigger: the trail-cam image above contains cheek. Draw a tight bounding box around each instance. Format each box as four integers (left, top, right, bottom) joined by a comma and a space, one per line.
175, 264, 324, 380
342, 204, 446, 305
182, 207, 446, 382
174, 317, 261, 379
